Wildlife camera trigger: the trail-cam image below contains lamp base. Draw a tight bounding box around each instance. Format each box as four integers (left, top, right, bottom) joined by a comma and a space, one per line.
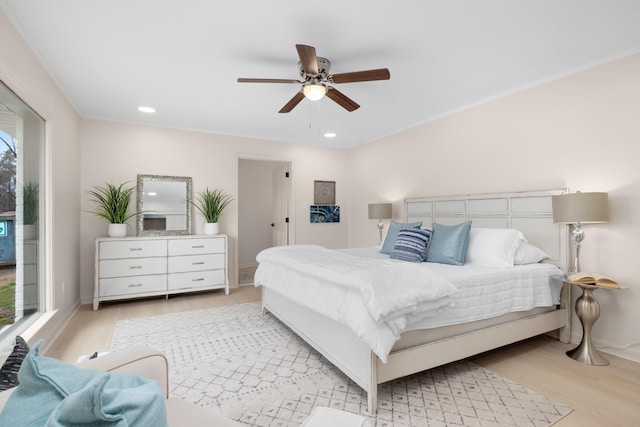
377, 220, 384, 244
570, 223, 585, 273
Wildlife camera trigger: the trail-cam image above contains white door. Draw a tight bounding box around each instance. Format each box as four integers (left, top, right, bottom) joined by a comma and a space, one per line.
272, 164, 290, 246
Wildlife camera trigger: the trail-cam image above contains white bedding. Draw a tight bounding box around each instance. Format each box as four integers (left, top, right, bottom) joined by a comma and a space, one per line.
254, 245, 564, 362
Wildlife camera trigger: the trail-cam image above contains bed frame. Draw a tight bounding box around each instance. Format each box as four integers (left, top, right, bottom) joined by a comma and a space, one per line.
262, 189, 572, 414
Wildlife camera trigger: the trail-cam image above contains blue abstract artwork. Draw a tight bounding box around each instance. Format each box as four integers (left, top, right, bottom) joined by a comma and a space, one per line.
310, 205, 340, 223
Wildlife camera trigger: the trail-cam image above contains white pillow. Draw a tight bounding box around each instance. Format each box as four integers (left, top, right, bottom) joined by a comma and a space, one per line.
514, 241, 549, 265
465, 228, 525, 267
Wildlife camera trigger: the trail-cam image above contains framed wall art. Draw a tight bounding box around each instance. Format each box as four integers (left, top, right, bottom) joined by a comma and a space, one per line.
310, 205, 340, 223
314, 180, 335, 205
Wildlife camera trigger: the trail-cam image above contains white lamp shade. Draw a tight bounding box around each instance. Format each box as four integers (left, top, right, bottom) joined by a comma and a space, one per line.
368, 203, 392, 220
303, 84, 327, 101
552, 192, 609, 224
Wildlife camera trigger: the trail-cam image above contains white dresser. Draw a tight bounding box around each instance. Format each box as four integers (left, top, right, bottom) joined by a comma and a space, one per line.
22, 240, 38, 314
94, 235, 228, 310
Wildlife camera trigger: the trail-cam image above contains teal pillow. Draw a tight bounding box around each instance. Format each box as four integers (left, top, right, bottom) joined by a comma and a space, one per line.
426, 221, 472, 265
380, 220, 423, 254
0, 340, 168, 427
46, 374, 168, 426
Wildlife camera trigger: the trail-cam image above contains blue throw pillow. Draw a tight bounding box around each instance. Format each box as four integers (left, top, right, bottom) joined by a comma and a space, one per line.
46, 374, 168, 426
390, 228, 432, 262
426, 221, 472, 265
0, 340, 168, 427
380, 220, 423, 254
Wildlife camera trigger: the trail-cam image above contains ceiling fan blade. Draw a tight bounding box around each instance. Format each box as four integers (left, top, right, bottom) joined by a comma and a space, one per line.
296, 44, 319, 75
330, 68, 391, 83
237, 78, 301, 84
278, 91, 305, 113
325, 87, 360, 112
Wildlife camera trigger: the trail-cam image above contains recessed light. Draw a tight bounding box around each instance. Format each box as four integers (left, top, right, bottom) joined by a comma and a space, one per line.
323, 132, 336, 138
138, 106, 156, 113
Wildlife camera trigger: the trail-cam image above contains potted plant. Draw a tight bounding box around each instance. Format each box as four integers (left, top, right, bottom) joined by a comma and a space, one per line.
191, 187, 233, 235
23, 182, 38, 240
88, 182, 139, 237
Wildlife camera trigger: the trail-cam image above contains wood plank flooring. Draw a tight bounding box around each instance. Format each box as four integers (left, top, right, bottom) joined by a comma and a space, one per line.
46, 286, 640, 426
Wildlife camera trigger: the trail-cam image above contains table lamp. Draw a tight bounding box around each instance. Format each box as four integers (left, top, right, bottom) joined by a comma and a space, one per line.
368, 203, 392, 244
552, 191, 608, 273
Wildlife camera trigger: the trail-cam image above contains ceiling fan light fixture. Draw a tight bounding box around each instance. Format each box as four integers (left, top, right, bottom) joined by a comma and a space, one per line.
303, 83, 327, 101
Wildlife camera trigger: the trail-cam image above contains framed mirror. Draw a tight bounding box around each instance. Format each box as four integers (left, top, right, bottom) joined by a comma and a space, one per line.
136, 174, 192, 236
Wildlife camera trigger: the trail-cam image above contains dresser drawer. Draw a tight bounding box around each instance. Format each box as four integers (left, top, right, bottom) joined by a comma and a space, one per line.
99, 239, 167, 260
24, 264, 37, 285
24, 283, 37, 307
99, 257, 167, 278
99, 274, 167, 297
168, 237, 225, 256
24, 242, 37, 263
168, 270, 226, 291
168, 254, 225, 273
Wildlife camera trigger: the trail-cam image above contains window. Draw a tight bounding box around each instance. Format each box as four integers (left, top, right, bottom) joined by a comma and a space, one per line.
0, 80, 45, 337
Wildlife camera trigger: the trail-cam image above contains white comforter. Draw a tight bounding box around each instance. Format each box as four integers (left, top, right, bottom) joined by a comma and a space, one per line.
255, 245, 458, 360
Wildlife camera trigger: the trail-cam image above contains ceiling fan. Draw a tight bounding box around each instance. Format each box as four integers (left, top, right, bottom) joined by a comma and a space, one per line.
237, 44, 390, 113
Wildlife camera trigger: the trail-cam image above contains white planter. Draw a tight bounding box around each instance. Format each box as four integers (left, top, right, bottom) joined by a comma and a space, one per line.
23, 224, 37, 240
108, 223, 127, 237
204, 222, 219, 235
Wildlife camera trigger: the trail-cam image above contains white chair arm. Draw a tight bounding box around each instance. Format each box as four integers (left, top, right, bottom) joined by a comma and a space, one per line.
77, 346, 169, 398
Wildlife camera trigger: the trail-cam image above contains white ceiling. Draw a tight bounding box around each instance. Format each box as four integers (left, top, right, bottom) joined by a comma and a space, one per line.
2, 1, 640, 148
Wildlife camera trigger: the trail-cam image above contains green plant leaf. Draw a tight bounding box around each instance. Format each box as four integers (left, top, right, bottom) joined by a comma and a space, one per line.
190, 187, 233, 223
87, 182, 140, 224
23, 182, 39, 225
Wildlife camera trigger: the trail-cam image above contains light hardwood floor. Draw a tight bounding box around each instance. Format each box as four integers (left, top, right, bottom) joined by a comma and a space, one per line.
47, 286, 640, 426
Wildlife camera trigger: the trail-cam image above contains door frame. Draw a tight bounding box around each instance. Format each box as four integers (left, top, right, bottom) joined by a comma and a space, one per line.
235, 154, 294, 287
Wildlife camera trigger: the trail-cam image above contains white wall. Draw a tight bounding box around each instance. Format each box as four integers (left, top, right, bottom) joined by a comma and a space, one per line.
79, 119, 350, 303
0, 9, 82, 346
347, 52, 640, 362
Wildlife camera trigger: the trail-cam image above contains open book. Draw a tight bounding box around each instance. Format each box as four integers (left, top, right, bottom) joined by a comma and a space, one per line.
566, 272, 621, 289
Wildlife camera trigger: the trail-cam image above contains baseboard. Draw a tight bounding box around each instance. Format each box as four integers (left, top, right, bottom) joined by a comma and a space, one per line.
570, 330, 640, 363
238, 262, 258, 269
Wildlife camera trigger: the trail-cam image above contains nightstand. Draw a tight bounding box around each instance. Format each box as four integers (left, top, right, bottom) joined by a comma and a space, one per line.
567, 282, 621, 366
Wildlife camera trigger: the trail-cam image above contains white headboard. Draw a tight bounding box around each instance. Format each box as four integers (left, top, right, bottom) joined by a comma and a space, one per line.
405, 189, 569, 270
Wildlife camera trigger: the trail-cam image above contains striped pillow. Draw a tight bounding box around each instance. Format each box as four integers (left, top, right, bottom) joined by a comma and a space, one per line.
389, 228, 432, 262
0, 336, 30, 391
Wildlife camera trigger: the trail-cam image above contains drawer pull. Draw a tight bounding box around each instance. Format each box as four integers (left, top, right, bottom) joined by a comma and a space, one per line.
128, 283, 143, 288
192, 278, 204, 282
129, 248, 143, 251
129, 266, 143, 270
192, 262, 205, 265
192, 245, 205, 249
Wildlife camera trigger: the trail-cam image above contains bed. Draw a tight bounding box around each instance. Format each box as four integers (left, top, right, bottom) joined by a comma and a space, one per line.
255, 189, 572, 414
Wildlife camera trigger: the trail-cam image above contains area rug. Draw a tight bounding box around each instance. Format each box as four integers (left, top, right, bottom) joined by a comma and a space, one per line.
111, 302, 572, 426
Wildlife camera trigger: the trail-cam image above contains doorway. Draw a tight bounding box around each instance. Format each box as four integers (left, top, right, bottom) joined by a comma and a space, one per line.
237, 158, 291, 285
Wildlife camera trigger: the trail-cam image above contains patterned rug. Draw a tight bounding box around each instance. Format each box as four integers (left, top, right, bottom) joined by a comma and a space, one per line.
111, 302, 572, 426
